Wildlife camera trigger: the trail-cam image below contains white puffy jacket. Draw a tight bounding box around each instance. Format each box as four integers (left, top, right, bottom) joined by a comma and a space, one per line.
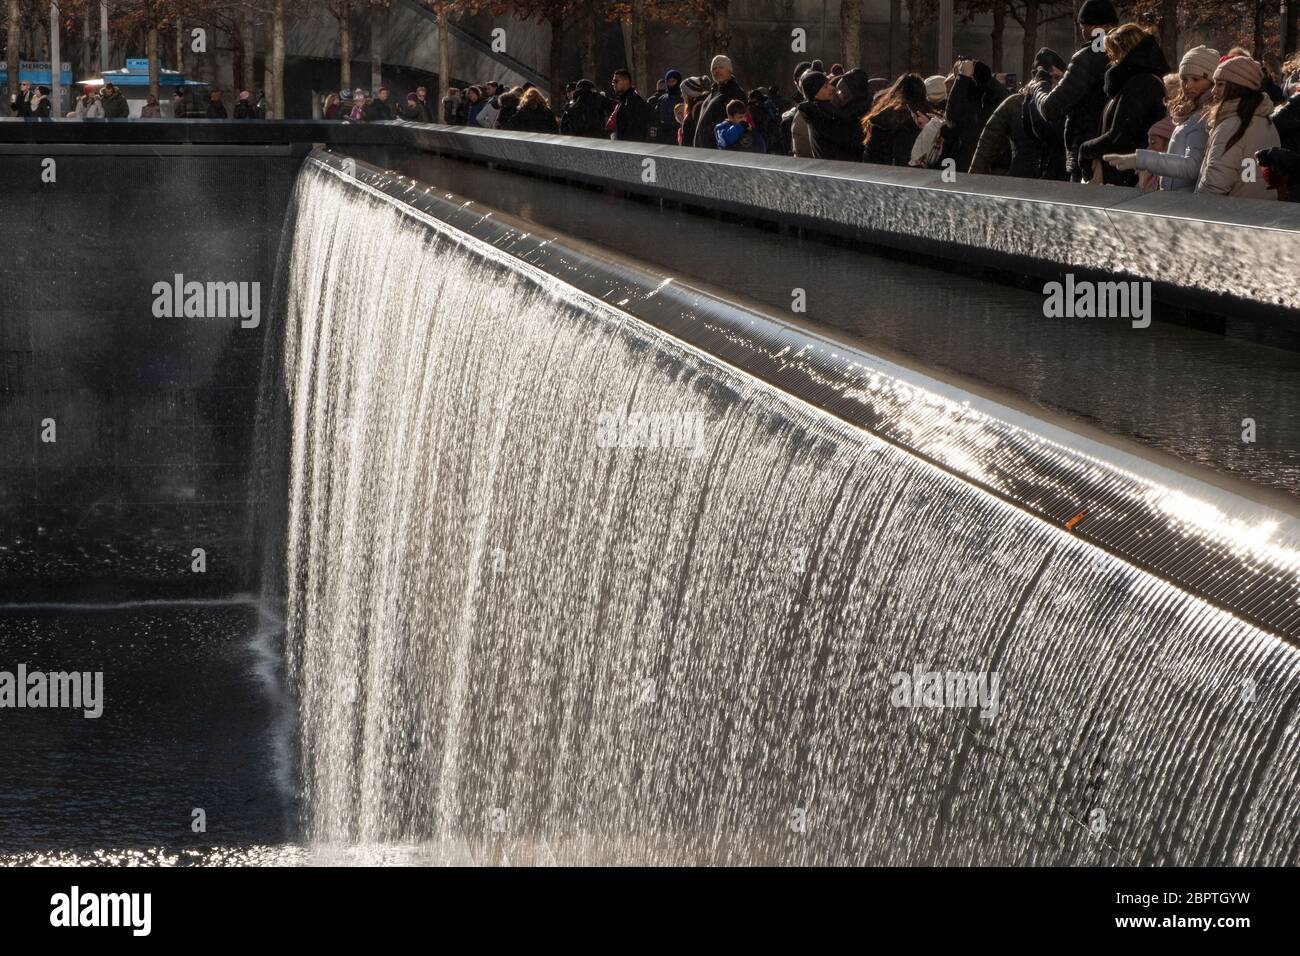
1196, 97, 1280, 199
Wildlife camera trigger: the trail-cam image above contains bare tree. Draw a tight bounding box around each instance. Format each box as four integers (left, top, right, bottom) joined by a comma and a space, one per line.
328, 0, 350, 91
6, 0, 22, 104
840, 0, 862, 69
368, 0, 381, 92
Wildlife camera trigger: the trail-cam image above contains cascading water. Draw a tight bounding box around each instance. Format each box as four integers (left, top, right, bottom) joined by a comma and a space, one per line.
272, 159, 1300, 865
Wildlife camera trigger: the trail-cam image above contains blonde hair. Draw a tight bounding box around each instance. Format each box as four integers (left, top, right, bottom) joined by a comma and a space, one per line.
519, 87, 548, 111
1104, 23, 1152, 64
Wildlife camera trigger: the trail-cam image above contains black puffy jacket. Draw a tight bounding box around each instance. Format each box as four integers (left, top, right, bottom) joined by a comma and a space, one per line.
834, 69, 876, 127
1272, 92, 1300, 151
970, 91, 1048, 177
560, 87, 612, 138
506, 102, 559, 134
613, 88, 653, 142
1261, 94, 1300, 201
1029, 40, 1110, 176
862, 105, 923, 166
797, 100, 863, 162
943, 64, 1010, 173
1079, 34, 1170, 185
365, 97, 397, 122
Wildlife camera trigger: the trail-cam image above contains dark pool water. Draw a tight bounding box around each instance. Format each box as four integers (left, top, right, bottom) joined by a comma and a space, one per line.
0, 602, 292, 863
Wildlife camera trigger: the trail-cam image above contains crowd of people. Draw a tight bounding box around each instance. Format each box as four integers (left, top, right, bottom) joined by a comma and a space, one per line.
8, 79, 271, 119
11, 1, 1298, 201
412, 0, 1300, 201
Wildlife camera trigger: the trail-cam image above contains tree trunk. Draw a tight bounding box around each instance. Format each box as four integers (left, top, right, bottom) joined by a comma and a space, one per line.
1287, 2, 1299, 61
907, 0, 925, 72
991, 1, 1004, 73
6, 0, 20, 102
82, 2, 93, 79
888, 0, 902, 77
840, 0, 861, 69
369, 2, 382, 94
1021, 0, 1039, 82
709, 0, 730, 55
338, 0, 351, 91
631, 0, 647, 94
99, 0, 109, 71
148, 25, 159, 100
548, 10, 563, 110
241, 8, 255, 93
580, 0, 597, 81
437, 6, 450, 104
1158, 0, 1177, 61
1253, 0, 1264, 58
49, 0, 60, 115
272, 0, 284, 117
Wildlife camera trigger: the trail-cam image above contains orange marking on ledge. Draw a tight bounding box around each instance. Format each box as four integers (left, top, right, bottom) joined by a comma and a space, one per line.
1065, 510, 1087, 532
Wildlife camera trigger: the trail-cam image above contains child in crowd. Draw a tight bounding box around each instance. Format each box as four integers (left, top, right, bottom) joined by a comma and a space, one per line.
714, 99, 767, 152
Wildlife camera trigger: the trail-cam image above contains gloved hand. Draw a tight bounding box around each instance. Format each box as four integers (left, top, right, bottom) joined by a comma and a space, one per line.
1103, 152, 1138, 171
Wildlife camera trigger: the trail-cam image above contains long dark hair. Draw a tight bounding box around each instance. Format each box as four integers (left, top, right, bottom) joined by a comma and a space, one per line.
1213, 80, 1266, 152
861, 73, 929, 143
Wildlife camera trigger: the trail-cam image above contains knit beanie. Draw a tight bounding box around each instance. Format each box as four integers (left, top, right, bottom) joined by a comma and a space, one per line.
1077, 0, 1118, 26
1214, 55, 1263, 91
794, 61, 812, 82
800, 71, 829, 101
680, 75, 709, 98
710, 55, 732, 73
1177, 46, 1220, 80
924, 75, 948, 103
1034, 48, 1067, 74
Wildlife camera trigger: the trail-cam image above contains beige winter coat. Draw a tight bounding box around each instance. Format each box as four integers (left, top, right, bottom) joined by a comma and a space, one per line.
789, 109, 813, 158
1196, 97, 1280, 199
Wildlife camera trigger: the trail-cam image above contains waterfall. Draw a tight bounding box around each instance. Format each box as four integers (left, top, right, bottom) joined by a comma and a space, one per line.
272, 159, 1300, 865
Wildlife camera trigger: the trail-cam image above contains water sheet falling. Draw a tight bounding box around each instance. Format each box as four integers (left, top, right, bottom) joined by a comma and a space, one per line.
273, 160, 1300, 866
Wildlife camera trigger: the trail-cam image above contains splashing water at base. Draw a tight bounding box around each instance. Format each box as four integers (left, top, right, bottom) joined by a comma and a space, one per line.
273, 161, 1300, 866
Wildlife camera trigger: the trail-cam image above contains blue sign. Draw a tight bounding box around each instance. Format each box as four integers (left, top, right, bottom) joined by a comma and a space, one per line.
0, 61, 74, 85
126, 58, 151, 72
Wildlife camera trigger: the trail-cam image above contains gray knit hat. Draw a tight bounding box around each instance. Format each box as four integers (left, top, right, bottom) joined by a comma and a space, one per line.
680, 75, 710, 98
1179, 45, 1220, 80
